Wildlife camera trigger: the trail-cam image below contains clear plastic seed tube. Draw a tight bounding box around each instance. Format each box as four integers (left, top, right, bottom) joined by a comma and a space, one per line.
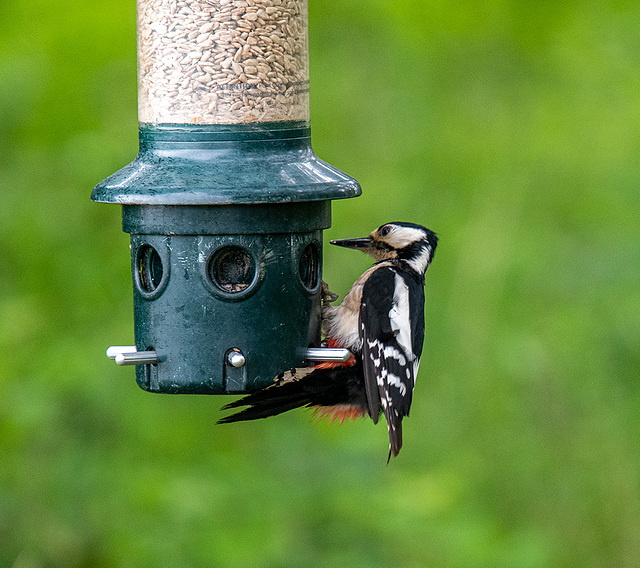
137, 0, 310, 125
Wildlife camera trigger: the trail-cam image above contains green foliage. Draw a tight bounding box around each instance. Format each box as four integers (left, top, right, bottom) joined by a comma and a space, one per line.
1, 0, 640, 566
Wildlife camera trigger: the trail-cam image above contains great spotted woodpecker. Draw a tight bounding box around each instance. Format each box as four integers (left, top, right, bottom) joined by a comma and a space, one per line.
218, 222, 438, 460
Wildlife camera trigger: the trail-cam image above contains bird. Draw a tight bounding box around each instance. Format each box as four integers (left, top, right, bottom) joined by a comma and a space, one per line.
218, 222, 438, 460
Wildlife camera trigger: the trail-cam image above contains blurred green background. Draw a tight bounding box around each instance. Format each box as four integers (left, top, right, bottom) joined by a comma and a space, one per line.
1, 0, 640, 566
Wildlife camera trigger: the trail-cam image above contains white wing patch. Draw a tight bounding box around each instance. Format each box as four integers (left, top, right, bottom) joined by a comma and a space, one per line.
389, 274, 415, 368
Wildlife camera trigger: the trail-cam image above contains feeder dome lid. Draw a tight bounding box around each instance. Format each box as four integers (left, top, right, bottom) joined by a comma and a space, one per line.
91, 122, 361, 205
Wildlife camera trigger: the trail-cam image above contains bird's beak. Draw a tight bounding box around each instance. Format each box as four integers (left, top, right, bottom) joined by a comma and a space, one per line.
330, 236, 374, 251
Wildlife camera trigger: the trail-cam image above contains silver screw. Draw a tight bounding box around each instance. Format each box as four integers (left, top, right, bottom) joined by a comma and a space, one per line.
227, 351, 246, 368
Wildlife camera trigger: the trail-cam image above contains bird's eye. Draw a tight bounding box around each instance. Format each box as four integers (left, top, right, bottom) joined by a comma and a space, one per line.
380, 225, 391, 236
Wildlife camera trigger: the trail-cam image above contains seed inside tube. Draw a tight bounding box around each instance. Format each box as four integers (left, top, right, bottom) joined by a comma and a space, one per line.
138, 0, 310, 124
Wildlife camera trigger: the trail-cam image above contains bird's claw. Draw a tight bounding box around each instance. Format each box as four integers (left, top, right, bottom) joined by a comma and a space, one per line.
321, 280, 339, 305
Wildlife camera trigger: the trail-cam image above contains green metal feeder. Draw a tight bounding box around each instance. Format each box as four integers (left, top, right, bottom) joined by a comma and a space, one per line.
95, 0, 360, 394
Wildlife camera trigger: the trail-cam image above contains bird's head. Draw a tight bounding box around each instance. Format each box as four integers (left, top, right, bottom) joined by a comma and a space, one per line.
330, 222, 438, 275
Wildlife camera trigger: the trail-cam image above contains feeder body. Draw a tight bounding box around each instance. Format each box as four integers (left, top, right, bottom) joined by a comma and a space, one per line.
125, 203, 325, 393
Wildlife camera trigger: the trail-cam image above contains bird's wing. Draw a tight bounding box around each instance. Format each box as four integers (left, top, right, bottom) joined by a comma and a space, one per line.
359, 266, 421, 456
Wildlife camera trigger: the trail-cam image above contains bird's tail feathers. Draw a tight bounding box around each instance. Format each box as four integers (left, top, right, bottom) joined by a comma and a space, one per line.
386, 420, 403, 463
218, 364, 364, 424
218, 395, 311, 423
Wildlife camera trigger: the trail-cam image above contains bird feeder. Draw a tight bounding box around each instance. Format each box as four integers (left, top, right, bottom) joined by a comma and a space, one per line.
94, 0, 360, 394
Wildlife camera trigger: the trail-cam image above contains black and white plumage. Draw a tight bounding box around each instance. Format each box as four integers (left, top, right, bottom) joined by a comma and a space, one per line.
218, 222, 438, 460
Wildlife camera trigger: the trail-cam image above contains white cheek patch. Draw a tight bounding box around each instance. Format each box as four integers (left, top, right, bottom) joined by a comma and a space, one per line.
386, 226, 426, 249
